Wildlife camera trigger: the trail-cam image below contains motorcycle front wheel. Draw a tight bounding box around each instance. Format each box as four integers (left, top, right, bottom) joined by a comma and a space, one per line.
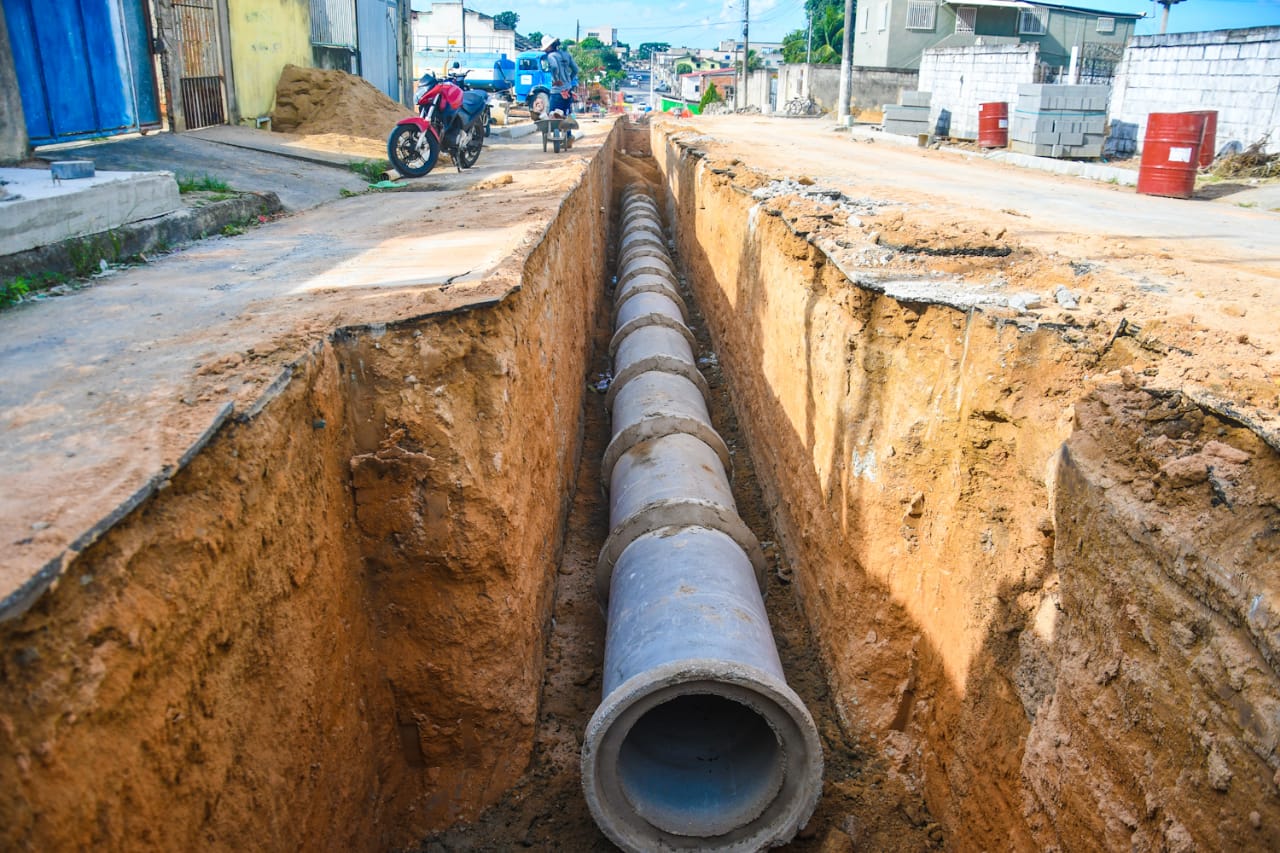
387, 124, 439, 178
456, 125, 484, 170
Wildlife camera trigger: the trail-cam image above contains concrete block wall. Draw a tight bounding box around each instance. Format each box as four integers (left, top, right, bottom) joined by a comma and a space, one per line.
777, 64, 919, 115
1109, 26, 1280, 155
918, 43, 1042, 140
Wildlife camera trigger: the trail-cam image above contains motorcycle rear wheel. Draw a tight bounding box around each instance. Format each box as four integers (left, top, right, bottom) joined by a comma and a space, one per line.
387, 124, 439, 178
456, 126, 484, 170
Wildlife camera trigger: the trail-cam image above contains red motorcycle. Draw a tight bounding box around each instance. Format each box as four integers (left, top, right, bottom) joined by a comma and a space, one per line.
387, 70, 489, 177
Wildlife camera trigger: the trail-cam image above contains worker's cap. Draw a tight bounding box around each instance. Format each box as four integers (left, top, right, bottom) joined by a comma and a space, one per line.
542, 35, 560, 51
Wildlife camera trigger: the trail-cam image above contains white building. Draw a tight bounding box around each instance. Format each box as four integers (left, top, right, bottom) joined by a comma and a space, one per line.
411, 1, 515, 53
585, 25, 617, 46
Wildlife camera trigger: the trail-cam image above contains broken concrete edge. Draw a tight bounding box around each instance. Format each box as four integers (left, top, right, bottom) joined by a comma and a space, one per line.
702, 152, 1280, 459
0, 191, 285, 284
0, 285, 522, 625
0, 120, 621, 624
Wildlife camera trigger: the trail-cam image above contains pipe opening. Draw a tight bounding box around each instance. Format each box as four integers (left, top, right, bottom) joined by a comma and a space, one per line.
616, 693, 785, 838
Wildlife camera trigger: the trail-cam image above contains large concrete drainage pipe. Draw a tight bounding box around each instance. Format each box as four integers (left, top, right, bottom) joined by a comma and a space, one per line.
582, 526, 823, 851
583, 186, 822, 851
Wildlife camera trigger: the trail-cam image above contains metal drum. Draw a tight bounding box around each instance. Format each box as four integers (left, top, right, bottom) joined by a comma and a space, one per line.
977, 101, 1009, 149
1137, 111, 1206, 199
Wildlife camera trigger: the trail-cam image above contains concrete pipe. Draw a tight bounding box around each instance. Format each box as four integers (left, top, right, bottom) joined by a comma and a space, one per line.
612, 277, 689, 331
622, 194, 660, 214
619, 252, 677, 287
619, 231, 667, 264
582, 525, 823, 852
597, 432, 765, 603
606, 323, 708, 409
621, 211, 663, 234
602, 369, 731, 483
620, 209, 663, 231
610, 291, 694, 358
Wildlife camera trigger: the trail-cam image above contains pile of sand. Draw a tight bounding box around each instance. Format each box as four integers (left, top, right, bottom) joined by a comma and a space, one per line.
271, 64, 408, 140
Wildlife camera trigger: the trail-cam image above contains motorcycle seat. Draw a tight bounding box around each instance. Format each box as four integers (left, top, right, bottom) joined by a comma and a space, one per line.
459, 90, 489, 121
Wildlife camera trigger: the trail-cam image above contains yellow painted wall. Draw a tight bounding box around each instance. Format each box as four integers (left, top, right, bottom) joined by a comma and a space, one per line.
227, 0, 313, 120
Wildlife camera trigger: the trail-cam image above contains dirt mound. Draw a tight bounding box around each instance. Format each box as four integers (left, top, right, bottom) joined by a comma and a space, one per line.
271, 64, 406, 140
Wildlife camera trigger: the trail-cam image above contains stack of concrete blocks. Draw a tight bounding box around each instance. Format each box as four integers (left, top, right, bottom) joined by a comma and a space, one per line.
881, 91, 932, 138
1010, 84, 1109, 159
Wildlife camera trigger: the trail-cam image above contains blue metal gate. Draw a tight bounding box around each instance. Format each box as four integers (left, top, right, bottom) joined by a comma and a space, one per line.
4, 0, 161, 145
356, 0, 399, 100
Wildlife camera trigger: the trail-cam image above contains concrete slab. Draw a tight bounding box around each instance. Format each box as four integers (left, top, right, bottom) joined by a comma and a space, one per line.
0, 167, 180, 255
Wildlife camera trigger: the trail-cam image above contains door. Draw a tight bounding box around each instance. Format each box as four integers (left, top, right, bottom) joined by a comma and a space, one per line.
171, 0, 227, 129
3, 0, 161, 144
356, 0, 398, 100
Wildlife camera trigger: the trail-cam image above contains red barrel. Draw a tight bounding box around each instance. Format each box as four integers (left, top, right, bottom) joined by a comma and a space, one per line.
1137, 112, 1206, 199
978, 101, 1009, 148
1182, 109, 1218, 167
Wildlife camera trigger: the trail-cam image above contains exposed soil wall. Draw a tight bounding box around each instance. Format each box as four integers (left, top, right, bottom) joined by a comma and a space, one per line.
653, 126, 1280, 850
0, 134, 614, 850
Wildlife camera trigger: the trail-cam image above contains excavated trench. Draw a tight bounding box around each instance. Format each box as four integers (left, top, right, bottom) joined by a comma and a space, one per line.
3, 118, 1279, 853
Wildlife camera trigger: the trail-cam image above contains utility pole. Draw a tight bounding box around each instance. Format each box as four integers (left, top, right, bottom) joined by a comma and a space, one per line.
1157, 0, 1185, 34
738, 0, 749, 110
804, 11, 813, 98
837, 0, 854, 125
460, 2, 467, 52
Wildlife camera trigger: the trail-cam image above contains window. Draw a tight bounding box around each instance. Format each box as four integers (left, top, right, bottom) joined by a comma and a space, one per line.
906, 0, 936, 30
860, 7, 869, 32
955, 6, 976, 33
1096, 16, 1115, 34
310, 0, 357, 49
879, 2, 889, 30
1018, 7, 1048, 35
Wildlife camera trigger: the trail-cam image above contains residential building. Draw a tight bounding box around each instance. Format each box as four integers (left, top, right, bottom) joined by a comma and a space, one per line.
854, 0, 1140, 72
585, 25, 618, 46
679, 68, 737, 103
411, 1, 515, 53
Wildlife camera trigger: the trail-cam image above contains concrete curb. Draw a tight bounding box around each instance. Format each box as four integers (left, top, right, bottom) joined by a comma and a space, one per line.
0, 191, 285, 282
850, 124, 1139, 186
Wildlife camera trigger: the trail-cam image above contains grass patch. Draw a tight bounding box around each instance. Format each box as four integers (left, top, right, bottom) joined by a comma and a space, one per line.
1, 271, 70, 310
348, 159, 391, 182
177, 174, 232, 194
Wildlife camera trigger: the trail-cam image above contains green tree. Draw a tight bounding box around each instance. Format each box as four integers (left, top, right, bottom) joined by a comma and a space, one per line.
638, 42, 671, 61
676, 61, 693, 75
735, 49, 764, 72
527, 30, 543, 47
699, 81, 723, 110
782, 0, 851, 64
570, 37, 622, 84
493, 10, 519, 30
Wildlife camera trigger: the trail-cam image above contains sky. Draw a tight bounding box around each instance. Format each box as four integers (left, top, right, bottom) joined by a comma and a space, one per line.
413, 0, 1280, 48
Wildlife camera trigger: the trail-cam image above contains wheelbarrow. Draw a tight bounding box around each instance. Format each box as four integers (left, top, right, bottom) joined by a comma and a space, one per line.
535, 116, 579, 153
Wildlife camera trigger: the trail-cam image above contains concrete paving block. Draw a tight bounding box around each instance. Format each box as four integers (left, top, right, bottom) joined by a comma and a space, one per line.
900, 90, 932, 107
50, 161, 95, 180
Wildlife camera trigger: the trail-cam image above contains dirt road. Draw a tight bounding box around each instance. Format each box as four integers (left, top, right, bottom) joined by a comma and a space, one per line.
655, 114, 1280, 446
0, 117, 614, 614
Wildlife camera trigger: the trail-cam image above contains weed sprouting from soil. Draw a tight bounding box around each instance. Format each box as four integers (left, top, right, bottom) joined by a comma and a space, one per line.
1, 271, 71, 309
348, 159, 392, 182
178, 174, 232, 194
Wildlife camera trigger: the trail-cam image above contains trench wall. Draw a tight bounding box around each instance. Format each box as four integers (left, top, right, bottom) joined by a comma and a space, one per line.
0, 132, 615, 850
653, 126, 1280, 851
